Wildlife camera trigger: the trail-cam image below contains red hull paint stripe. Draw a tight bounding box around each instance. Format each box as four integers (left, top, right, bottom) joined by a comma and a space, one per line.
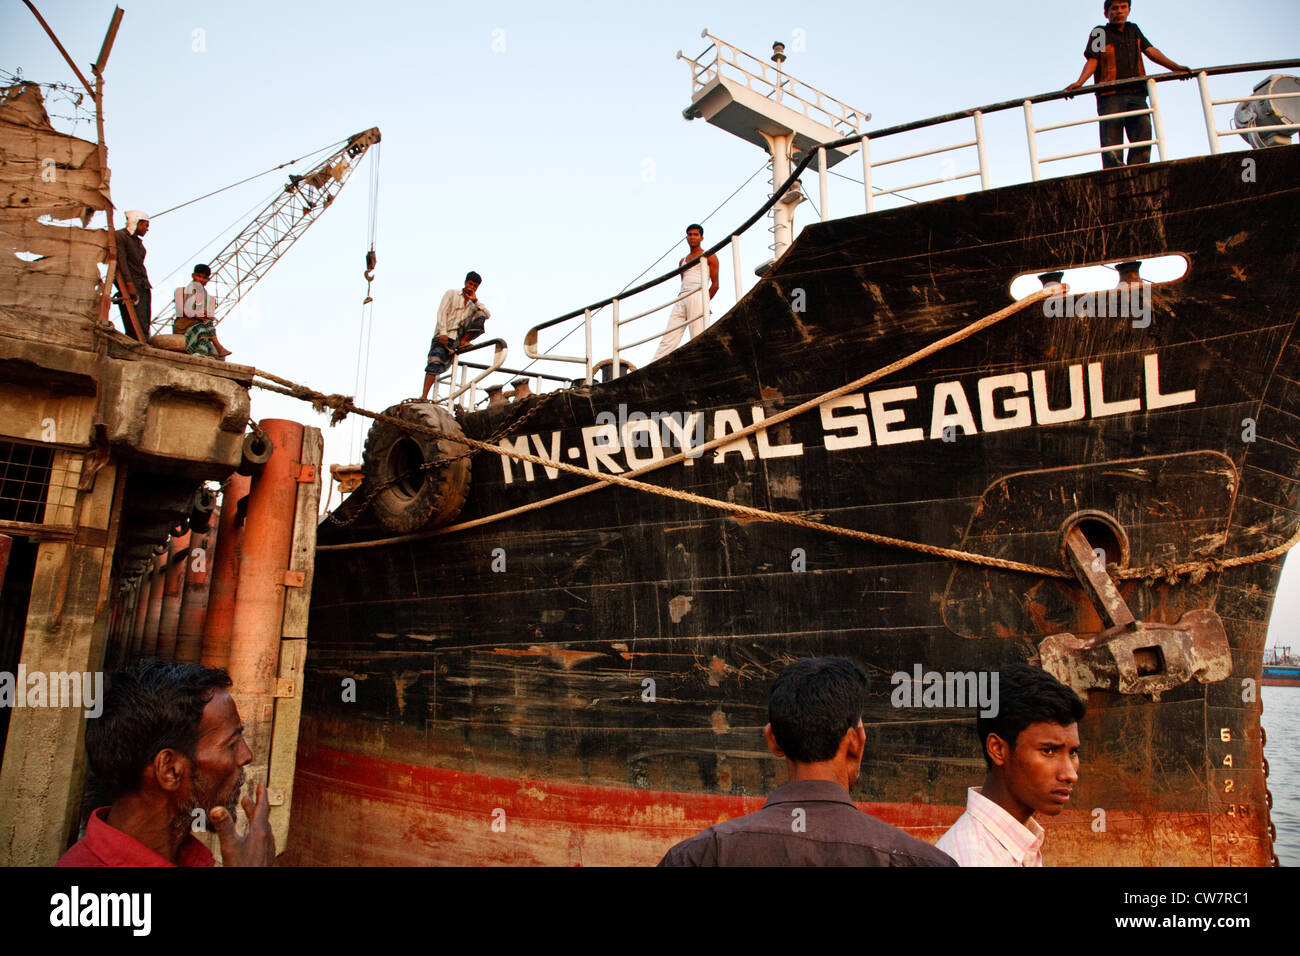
292, 741, 964, 829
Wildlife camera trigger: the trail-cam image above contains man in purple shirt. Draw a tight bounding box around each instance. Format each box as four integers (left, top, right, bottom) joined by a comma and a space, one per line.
58, 660, 274, 867
658, 657, 955, 867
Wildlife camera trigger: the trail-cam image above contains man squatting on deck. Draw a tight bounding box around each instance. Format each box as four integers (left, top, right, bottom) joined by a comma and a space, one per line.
658, 657, 956, 866
1065, 1, 1190, 169
57, 660, 275, 867
113, 210, 150, 341
421, 270, 490, 401
936, 664, 1085, 867
651, 223, 719, 362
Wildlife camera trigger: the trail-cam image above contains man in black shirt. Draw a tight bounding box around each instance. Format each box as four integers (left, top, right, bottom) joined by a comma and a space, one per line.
657, 657, 956, 867
1064, 1, 1190, 168
113, 209, 151, 340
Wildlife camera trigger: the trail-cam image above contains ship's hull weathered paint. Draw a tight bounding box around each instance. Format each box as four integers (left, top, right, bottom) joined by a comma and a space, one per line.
286, 147, 1300, 866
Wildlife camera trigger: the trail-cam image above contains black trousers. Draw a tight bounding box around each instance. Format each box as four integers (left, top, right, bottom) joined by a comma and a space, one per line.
116, 284, 151, 340
1098, 93, 1152, 168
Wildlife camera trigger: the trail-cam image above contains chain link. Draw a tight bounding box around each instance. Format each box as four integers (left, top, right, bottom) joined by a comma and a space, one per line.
1261, 716, 1279, 866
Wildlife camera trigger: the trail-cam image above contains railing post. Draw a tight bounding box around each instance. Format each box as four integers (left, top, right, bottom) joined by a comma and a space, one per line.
1197, 71, 1220, 154
583, 308, 593, 385
973, 110, 990, 189
860, 134, 872, 213
817, 146, 829, 221
731, 234, 743, 300
611, 298, 621, 379
1023, 100, 1041, 182
698, 258, 709, 328
1147, 77, 1168, 162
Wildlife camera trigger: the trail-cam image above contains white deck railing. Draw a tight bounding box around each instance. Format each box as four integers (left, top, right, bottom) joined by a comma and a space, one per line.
432, 60, 1300, 412
680, 30, 868, 138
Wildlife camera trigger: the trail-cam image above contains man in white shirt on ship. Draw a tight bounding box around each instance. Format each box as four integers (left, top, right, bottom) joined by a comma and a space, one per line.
651, 223, 719, 362
421, 270, 490, 401
937, 662, 1085, 866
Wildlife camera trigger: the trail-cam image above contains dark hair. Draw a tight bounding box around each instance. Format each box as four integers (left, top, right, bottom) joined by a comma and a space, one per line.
686, 223, 703, 236
768, 657, 868, 763
193, 263, 211, 276
1104, 0, 1129, 12
84, 659, 233, 802
465, 270, 482, 284
977, 663, 1085, 768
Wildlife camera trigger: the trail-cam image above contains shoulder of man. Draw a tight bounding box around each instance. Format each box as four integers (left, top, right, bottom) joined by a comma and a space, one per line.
848, 809, 958, 866
657, 825, 722, 866
56, 836, 106, 867
1083, 24, 1108, 57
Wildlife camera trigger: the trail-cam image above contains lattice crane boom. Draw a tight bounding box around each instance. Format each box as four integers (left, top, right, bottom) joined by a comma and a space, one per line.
151, 126, 381, 332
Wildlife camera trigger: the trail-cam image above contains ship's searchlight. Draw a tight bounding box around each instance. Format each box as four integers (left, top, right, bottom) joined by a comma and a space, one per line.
1234, 74, 1300, 148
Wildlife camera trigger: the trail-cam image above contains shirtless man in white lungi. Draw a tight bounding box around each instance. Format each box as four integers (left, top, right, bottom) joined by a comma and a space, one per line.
652, 223, 719, 361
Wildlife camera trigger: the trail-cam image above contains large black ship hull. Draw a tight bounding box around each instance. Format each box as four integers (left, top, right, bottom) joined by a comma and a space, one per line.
286, 147, 1300, 866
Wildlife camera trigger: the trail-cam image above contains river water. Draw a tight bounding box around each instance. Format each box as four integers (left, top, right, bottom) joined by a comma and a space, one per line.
1261, 684, 1299, 866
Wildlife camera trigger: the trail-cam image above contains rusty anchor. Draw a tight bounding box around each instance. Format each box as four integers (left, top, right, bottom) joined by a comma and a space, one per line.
1039, 524, 1232, 700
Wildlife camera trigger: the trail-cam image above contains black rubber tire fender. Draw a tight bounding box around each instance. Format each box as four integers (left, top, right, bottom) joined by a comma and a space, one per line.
362, 402, 471, 533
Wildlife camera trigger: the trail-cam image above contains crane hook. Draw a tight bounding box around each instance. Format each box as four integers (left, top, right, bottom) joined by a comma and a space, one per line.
363, 248, 377, 304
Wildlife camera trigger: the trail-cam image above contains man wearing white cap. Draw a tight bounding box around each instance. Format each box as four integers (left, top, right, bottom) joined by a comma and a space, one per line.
114, 210, 151, 341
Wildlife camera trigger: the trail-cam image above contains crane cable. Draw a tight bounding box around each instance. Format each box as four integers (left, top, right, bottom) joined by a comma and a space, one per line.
147, 138, 348, 220
352, 144, 382, 459
522, 161, 770, 372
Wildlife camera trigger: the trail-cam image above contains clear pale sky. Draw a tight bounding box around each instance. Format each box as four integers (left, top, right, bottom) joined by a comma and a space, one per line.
4, 0, 1297, 647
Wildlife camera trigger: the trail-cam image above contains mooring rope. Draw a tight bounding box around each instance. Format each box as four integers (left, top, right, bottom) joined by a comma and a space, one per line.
245, 285, 1300, 582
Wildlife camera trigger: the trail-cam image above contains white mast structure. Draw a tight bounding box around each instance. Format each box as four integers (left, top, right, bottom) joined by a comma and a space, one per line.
678, 30, 869, 270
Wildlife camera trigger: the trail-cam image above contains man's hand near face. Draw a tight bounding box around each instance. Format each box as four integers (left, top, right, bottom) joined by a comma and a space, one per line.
209, 781, 276, 867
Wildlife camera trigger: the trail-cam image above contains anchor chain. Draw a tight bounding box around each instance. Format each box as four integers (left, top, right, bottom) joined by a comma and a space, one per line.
1261, 722, 1279, 866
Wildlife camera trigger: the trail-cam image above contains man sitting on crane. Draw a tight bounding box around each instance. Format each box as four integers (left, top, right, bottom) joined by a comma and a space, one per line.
421, 270, 490, 401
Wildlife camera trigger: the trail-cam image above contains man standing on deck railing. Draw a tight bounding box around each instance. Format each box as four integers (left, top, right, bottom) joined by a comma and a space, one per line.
421, 270, 491, 401
651, 223, 719, 362
1064, 1, 1190, 168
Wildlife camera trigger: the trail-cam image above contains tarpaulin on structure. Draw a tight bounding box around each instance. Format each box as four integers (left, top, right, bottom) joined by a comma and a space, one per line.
0, 83, 110, 328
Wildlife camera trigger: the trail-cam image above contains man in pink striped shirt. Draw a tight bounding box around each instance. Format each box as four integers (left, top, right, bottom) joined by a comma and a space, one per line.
937, 663, 1085, 866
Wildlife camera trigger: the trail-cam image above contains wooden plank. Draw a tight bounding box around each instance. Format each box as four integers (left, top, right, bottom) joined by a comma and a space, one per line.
267, 425, 322, 852
267, 638, 308, 851
282, 426, 322, 639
